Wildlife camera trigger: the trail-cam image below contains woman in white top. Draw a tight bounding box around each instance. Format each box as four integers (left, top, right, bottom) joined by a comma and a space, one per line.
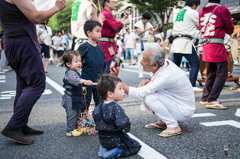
55, 30, 66, 66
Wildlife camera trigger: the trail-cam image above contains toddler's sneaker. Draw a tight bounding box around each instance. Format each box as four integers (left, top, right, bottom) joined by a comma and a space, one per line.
98, 145, 108, 157
66, 129, 83, 137
103, 148, 122, 159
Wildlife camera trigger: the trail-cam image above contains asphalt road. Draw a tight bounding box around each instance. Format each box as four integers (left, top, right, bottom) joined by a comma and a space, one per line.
0, 60, 240, 159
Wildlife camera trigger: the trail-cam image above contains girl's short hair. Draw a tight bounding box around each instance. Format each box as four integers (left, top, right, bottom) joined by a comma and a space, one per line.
61, 50, 80, 68
97, 75, 122, 100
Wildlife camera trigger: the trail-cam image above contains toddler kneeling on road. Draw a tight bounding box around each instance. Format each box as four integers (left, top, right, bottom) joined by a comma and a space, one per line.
93, 75, 141, 158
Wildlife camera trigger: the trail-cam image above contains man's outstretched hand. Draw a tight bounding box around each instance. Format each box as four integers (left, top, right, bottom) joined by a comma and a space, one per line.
138, 79, 151, 87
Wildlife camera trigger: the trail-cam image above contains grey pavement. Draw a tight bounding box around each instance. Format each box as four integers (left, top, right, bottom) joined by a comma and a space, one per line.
0, 60, 240, 159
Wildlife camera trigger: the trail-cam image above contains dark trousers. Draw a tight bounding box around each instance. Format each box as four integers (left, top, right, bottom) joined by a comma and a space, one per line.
103, 59, 113, 74
100, 136, 141, 157
4, 36, 46, 129
201, 61, 228, 102
174, 46, 200, 87
85, 87, 103, 109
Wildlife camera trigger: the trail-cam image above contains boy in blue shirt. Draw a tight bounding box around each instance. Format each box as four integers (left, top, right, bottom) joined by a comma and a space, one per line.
78, 20, 105, 109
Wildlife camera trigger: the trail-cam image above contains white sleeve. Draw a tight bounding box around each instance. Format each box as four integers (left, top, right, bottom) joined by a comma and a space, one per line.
134, 21, 142, 29
47, 26, 52, 36
36, 25, 39, 33
148, 22, 153, 28
129, 73, 172, 99
86, 2, 97, 20
124, 35, 127, 42
191, 10, 199, 27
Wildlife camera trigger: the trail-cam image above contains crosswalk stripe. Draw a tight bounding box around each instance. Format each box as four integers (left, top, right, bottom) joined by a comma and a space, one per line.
192, 113, 216, 117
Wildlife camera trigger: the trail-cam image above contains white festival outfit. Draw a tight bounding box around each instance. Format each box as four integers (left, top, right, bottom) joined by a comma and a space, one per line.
71, 0, 97, 50
134, 20, 153, 77
36, 25, 52, 46
171, 6, 199, 54
129, 60, 195, 127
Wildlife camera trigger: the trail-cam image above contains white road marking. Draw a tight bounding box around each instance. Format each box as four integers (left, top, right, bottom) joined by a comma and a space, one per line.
0, 89, 52, 100
0, 97, 11, 99
0, 75, 6, 79
46, 77, 64, 95
0, 72, 5, 73
192, 113, 216, 117
201, 120, 240, 128
128, 133, 167, 159
235, 109, 240, 117
0, 80, 6, 83
46, 76, 167, 159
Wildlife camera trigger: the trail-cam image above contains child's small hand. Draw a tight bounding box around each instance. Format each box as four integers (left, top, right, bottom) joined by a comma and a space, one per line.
85, 80, 93, 86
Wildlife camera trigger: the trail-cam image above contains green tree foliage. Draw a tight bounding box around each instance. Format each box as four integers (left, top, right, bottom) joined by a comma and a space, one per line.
128, 0, 183, 40
48, 0, 74, 34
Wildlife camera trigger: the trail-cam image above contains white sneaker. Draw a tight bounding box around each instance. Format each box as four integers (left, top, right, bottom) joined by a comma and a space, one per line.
1, 69, 10, 72
138, 75, 143, 79
193, 87, 203, 92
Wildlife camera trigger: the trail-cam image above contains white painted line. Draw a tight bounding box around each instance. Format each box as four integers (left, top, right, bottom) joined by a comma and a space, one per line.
128, 133, 167, 159
0, 72, 5, 73
46, 76, 166, 158
0, 80, 6, 83
46, 77, 64, 95
0, 97, 11, 99
1, 94, 16, 97
1, 91, 15, 93
192, 113, 216, 117
0, 76, 5, 79
201, 120, 240, 128
235, 109, 240, 117
42, 89, 52, 95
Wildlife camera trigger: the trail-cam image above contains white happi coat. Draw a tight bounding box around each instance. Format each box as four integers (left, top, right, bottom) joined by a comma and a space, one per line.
129, 60, 195, 124
171, 6, 199, 54
71, 0, 97, 39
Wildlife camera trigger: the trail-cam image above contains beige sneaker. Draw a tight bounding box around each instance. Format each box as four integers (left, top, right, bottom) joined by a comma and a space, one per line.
66, 129, 83, 136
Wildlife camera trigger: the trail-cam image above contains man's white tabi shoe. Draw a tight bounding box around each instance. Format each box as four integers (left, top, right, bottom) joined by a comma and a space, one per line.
193, 87, 203, 92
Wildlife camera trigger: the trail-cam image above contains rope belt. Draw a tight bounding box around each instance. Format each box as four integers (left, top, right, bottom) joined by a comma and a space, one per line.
199, 38, 224, 46
99, 37, 114, 43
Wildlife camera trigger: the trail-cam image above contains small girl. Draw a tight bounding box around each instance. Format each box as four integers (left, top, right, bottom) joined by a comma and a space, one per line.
61, 50, 93, 136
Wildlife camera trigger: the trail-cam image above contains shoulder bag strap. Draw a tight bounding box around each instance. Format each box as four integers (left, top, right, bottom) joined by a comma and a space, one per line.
202, 6, 219, 33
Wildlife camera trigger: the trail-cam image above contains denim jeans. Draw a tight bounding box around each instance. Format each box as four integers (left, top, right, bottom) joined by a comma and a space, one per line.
174, 46, 200, 87
126, 48, 134, 60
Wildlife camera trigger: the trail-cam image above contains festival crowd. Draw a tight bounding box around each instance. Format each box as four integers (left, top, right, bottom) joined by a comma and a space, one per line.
0, 0, 238, 158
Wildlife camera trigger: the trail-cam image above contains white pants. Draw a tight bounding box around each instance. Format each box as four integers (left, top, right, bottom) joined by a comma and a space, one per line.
144, 91, 192, 127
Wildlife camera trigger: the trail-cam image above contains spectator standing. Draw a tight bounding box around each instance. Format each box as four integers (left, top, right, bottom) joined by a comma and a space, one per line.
37, 22, 51, 75
124, 28, 136, 65
98, 0, 129, 74
51, 32, 59, 62
56, 30, 66, 66
62, 29, 69, 51
134, 12, 159, 78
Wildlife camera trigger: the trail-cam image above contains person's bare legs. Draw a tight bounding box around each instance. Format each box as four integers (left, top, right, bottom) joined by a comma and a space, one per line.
44, 58, 49, 72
